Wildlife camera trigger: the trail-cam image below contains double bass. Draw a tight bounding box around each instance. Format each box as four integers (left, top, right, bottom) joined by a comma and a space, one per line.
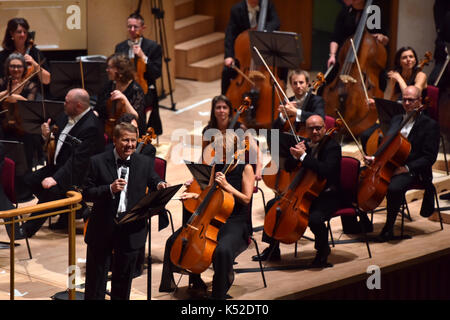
170, 141, 249, 274
226, 0, 283, 129
322, 0, 386, 137
263, 120, 342, 244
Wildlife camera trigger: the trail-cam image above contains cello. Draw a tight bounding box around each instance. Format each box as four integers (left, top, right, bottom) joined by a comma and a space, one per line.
263, 119, 342, 244
357, 104, 426, 212
170, 140, 249, 274
226, 0, 283, 129
322, 0, 386, 138
183, 97, 251, 214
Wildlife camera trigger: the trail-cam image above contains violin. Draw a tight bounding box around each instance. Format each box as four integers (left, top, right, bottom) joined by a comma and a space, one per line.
24, 31, 36, 79
136, 127, 156, 153
263, 120, 342, 244
226, 0, 283, 129
104, 82, 126, 140
1, 77, 25, 136
357, 104, 426, 212
322, 0, 386, 137
184, 97, 251, 214
170, 141, 249, 274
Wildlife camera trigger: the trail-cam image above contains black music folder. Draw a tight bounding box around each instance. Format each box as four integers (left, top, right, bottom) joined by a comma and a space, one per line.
17, 100, 65, 135
184, 161, 212, 190
115, 184, 182, 225
373, 98, 404, 135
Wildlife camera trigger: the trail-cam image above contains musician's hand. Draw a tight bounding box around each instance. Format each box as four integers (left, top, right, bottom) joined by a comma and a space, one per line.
110, 178, 127, 193
180, 192, 199, 200
224, 57, 234, 67
373, 33, 389, 45
367, 98, 375, 108
41, 118, 51, 140
184, 178, 194, 188
327, 54, 336, 69
110, 90, 127, 103
24, 54, 37, 68
363, 155, 375, 166
290, 141, 306, 160
393, 166, 408, 176
41, 177, 57, 189
157, 181, 169, 190
215, 172, 229, 190
133, 45, 145, 60
387, 71, 402, 83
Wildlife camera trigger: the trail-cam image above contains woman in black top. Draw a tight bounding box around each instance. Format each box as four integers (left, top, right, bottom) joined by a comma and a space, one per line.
159, 132, 255, 299
0, 18, 50, 85
94, 54, 146, 136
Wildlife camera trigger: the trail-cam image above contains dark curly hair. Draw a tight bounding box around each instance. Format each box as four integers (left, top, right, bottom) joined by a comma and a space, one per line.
106, 53, 135, 83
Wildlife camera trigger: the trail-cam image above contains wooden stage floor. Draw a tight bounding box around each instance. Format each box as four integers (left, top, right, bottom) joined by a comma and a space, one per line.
1, 79, 450, 301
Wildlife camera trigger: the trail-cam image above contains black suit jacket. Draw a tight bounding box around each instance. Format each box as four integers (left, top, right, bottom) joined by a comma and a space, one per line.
83, 150, 163, 251
115, 37, 162, 91
388, 112, 440, 181
224, 0, 280, 59
272, 94, 325, 130
50, 109, 104, 191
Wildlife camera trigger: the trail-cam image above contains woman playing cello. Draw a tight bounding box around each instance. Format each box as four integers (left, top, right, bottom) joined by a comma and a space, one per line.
159, 131, 255, 299
94, 54, 146, 138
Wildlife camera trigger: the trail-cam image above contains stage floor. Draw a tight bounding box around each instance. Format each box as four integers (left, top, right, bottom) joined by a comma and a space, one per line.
1, 79, 449, 300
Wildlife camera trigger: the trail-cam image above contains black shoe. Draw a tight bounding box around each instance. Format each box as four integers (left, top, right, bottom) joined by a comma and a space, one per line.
49, 218, 68, 230
374, 229, 394, 243
5, 223, 27, 241
310, 247, 332, 268
440, 192, 450, 200
252, 245, 281, 262
188, 275, 207, 292
159, 278, 176, 293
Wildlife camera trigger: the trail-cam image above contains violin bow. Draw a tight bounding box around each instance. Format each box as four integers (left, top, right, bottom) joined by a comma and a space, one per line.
336, 109, 367, 158
252, 46, 300, 143
0, 65, 44, 103
350, 38, 370, 102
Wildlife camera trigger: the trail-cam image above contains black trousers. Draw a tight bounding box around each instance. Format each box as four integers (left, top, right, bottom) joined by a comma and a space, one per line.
160, 215, 249, 299
384, 173, 419, 233
262, 191, 340, 253
84, 243, 140, 300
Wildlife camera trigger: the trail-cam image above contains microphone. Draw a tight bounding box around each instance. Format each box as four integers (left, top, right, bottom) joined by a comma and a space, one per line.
63, 133, 82, 145
120, 167, 127, 180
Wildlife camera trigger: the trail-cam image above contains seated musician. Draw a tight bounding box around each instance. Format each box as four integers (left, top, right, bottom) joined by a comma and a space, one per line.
364, 86, 440, 242
115, 12, 163, 135
272, 69, 325, 131
83, 122, 168, 300
159, 131, 255, 300
18, 88, 104, 238
94, 53, 146, 136
253, 115, 341, 267
0, 17, 51, 86
221, 0, 280, 95
327, 0, 389, 69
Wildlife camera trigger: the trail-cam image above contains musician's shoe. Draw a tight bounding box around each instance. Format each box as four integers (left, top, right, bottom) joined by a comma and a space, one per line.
49, 217, 68, 230
374, 229, 394, 243
5, 222, 27, 241
310, 247, 332, 268
440, 192, 450, 200
159, 278, 177, 293
252, 245, 281, 261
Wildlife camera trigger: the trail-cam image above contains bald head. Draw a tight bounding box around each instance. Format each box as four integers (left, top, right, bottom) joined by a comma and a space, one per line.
64, 88, 90, 118
402, 85, 421, 112
305, 115, 326, 143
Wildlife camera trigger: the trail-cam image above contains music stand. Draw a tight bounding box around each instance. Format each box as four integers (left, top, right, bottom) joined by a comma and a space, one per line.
184, 161, 211, 190
373, 98, 404, 135
249, 30, 304, 125
17, 100, 65, 135
49, 61, 108, 100
115, 184, 182, 300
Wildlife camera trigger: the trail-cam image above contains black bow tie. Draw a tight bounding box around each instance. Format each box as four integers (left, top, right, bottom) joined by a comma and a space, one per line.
117, 158, 131, 167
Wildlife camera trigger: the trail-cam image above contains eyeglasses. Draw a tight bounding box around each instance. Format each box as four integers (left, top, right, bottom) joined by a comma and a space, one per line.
9, 64, 24, 69
402, 98, 419, 103
306, 125, 324, 132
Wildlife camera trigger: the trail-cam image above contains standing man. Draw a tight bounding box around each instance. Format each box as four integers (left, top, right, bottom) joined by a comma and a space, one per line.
83, 122, 168, 300
21, 88, 104, 238
222, 0, 280, 95
115, 12, 163, 135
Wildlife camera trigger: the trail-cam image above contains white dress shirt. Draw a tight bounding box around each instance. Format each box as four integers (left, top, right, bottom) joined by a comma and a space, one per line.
112, 149, 130, 216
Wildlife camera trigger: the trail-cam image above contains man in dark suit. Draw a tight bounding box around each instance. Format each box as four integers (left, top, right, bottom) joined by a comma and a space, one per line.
115, 12, 163, 135
364, 85, 440, 242
222, 0, 280, 94
254, 115, 342, 267
20, 88, 104, 238
83, 122, 168, 300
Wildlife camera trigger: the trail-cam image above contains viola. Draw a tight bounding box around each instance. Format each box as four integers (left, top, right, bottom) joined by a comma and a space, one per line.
104, 82, 126, 140
45, 125, 59, 165
263, 120, 342, 244
24, 31, 37, 79
226, 0, 283, 129
170, 141, 249, 274
184, 97, 251, 214
357, 104, 425, 212
322, 0, 386, 137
